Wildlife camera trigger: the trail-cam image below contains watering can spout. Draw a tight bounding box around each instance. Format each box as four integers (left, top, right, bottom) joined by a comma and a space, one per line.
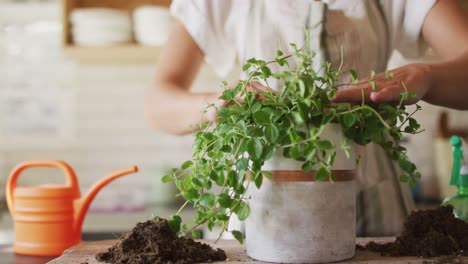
74, 166, 138, 233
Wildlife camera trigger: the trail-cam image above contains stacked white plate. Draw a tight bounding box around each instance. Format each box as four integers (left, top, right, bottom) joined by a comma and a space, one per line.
70, 8, 132, 46
133, 6, 173, 46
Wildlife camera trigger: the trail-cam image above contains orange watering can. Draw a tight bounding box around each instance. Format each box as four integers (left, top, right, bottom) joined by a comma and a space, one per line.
5, 160, 138, 256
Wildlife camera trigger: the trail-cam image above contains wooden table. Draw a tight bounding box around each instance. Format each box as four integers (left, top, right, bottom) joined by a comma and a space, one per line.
0, 245, 56, 264
48, 237, 468, 264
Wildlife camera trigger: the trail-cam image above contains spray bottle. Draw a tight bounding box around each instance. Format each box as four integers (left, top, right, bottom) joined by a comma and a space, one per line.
442, 136, 468, 221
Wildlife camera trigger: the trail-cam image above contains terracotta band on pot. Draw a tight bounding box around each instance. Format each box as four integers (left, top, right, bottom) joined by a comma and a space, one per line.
265, 170, 355, 182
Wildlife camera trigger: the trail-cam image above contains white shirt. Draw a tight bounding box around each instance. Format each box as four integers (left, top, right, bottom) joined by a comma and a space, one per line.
171, 0, 437, 78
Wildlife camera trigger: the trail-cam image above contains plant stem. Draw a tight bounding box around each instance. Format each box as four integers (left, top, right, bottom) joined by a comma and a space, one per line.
397, 106, 419, 130
187, 208, 222, 232
336, 105, 391, 129
175, 200, 189, 216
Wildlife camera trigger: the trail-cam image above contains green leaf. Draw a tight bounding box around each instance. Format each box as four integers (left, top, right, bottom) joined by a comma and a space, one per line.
207, 220, 215, 231
262, 171, 273, 179
336, 103, 350, 111
168, 215, 182, 232
218, 193, 232, 208
399, 174, 409, 182
236, 158, 249, 171
261, 66, 272, 78
181, 160, 193, 170
220, 89, 234, 101
298, 79, 306, 97
215, 171, 225, 186
272, 71, 289, 78
254, 171, 263, 189
251, 101, 262, 113
408, 118, 420, 131
343, 113, 357, 128
232, 230, 244, 244
292, 112, 305, 125
202, 132, 215, 141
315, 167, 330, 181
322, 111, 336, 124
218, 107, 231, 118
302, 162, 317, 173
276, 50, 283, 56
247, 138, 263, 160
290, 145, 301, 159
192, 177, 203, 187
265, 125, 280, 143
199, 193, 215, 207
161, 174, 173, 183
262, 145, 276, 160
228, 171, 236, 187
220, 145, 232, 153
217, 214, 229, 221
327, 151, 336, 165
183, 189, 199, 201
349, 69, 358, 83
192, 230, 201, 239
250, 127, 264, 137
316, 140, 334, 150
234, 202, 251, 221
253, 110, 271, 125
242, 63, 251, 71
399, 159, 416, 173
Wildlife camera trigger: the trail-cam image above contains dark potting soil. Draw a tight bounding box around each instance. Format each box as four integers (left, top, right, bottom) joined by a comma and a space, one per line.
95, 218, 226, 264
359, 205, 468, 257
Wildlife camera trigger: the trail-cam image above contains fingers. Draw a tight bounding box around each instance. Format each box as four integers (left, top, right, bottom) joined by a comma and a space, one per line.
369, 86, 403, 103
332, 86, 373, 103
248, 81, 275, 93
332, 76, 401, 104
230, 81, 276, 103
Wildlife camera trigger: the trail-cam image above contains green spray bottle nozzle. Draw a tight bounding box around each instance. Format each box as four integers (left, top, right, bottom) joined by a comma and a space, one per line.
450, 136, 464, 186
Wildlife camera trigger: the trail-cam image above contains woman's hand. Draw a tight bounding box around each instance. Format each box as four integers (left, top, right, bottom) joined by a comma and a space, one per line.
204, 81, 274, 123
332, 63, 433, 105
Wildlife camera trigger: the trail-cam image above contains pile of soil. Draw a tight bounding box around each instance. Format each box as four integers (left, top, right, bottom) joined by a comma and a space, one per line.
359, 206, 468, 257
96, 218, 226, 264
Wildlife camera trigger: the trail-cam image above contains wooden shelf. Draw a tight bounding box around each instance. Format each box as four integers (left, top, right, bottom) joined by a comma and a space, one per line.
63, 44, 162, 64
62, 0, 171, 64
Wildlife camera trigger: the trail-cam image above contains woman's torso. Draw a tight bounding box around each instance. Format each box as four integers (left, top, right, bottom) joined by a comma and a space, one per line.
234, 0, 390, 84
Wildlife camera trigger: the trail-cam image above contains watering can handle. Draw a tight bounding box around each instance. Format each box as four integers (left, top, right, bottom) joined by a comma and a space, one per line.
5, 160, 79, 213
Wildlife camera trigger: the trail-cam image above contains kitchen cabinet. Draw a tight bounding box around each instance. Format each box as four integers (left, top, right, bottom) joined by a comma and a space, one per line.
62, 0, 171, 63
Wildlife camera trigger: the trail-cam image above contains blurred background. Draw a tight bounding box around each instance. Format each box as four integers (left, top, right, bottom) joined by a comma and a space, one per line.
0, 0, 467, 243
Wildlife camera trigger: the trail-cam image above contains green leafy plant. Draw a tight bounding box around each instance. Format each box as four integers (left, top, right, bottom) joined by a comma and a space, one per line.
162, 43, 423, 243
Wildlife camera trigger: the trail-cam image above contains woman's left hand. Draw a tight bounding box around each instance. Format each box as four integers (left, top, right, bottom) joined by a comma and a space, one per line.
332, 63, 433, 105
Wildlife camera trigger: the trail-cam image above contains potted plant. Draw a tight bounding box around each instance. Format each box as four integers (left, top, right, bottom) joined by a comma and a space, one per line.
162, 43, 423, 263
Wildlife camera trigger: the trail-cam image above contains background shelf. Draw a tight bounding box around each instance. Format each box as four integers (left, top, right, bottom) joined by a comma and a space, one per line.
63, 44, 162, 64
62, 0, 171, 64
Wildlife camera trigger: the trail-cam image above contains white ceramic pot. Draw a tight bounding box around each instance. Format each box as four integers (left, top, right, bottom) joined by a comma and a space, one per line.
246, 124, 357, 263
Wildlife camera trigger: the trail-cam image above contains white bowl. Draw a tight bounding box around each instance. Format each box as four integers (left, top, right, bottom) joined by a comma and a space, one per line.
72, 27, 132, 46
71, 8, 131, 27
70, 8, 132, 46
133, 6, 173, 46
